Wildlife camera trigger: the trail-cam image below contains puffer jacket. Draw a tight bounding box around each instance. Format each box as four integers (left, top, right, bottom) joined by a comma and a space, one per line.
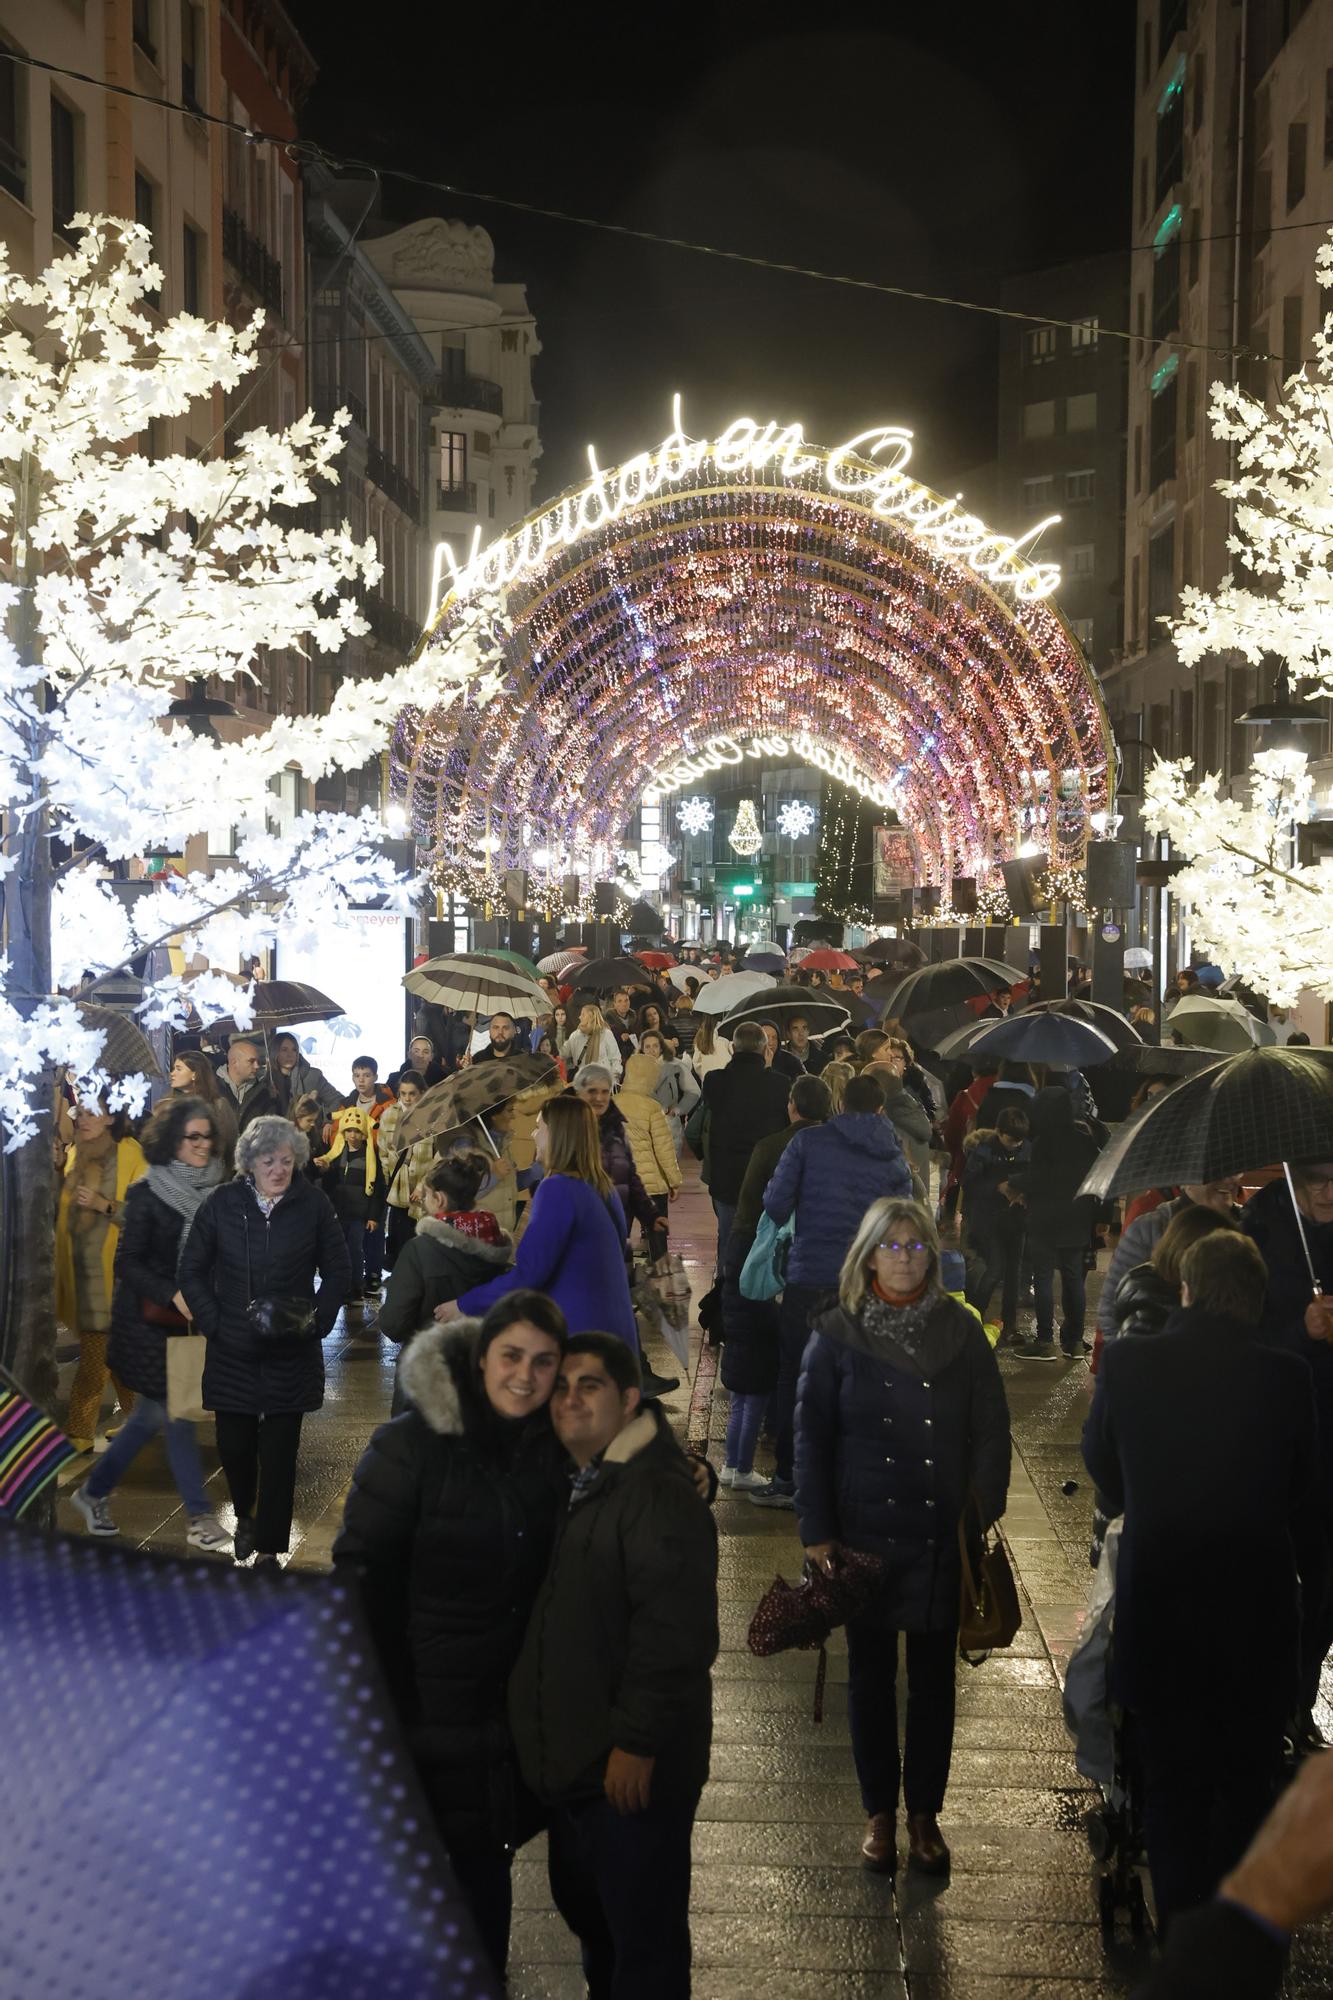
178, 1173, 350, 1415
794, 1296, 1011, 1631
377, 1213, 514, 1346
614, 1086, 681, 1198
107, 1180, 199, 1402
762, 1110, 913, 1287
1112, 1261, 1177, 1341
333, 1321, 567, 1850
597, 1101, 658, 1237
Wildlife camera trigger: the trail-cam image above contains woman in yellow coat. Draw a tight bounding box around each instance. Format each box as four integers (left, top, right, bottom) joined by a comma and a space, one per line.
55, 1098, 148, 1451
616, 1052, 683, 1228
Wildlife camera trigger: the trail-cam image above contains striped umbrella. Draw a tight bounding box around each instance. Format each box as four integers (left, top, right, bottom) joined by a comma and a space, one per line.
403, 954, 548, 1017
538, 948, 587, 976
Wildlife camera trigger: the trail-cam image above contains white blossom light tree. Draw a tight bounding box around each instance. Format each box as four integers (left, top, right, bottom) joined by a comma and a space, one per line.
0, 219, 502, 1395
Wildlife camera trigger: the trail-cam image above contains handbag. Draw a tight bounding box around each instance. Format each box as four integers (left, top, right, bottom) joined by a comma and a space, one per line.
166, 1332, 208, 1422
748, 1548, 886, 1721
243, 1205, 319, 1345
740, 1211, 794, 1301
141, 1296, 188, 1329
957, 1495, 1022, 1664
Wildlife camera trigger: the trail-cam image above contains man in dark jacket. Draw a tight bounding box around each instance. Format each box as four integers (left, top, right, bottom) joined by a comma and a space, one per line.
510, 1334, 718, 2000
215, 1036, 281, 1132
471, 1011, 521, 1064
700, 1022, 791, 1276
750, 1072, 913, 1507
1082, 1231, 1327, 1934
1007, 1086, 1101, 1359
1097, 1177, 1242, 1342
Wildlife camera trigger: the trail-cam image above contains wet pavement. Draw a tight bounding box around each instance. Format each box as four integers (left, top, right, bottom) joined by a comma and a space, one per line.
54, 1169, 1333, 1996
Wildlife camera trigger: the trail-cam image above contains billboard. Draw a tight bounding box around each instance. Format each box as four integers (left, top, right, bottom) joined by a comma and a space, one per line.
275, 910, 410, 1093
873, 828, 916, 898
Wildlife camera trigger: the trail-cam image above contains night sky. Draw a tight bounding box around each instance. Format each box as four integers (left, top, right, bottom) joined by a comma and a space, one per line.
286, 3, 1135, 503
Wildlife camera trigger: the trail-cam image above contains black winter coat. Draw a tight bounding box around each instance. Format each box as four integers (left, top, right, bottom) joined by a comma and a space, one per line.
179, 1174, 350, 1415
719, 1224, 782, 1395
377, 1213, 514, 1345
795, 1296, 1011, 1632
317, 1146, 387, 1229
597, 1101, 657, 1238
1082, 1305, 1326, 1717
700, 1052, 793, 1202
333, 1321, 567, 1851
1007, 1087, 1101, 1248
509, 1403, 719, 1805
108, 1180, 198, 1401
1244, 1177, 1333, 1520
961, 1134, 1029, 1245
215, 1069, 283, 1132
1112, 1260, 1177, 1340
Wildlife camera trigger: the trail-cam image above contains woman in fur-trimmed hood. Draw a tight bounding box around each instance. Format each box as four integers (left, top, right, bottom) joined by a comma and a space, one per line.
333, 1295, 570, 1980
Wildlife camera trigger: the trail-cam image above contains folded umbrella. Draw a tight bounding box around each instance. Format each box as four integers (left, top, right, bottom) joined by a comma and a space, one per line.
717, 983, 851, 1039
691, 970, 776, 1015
1166, 994, 1276, 1053
968, 1011, 1118, 1068
396, 1052, 560, 1147
1079, 1046, 1333, 1198
403, 954, 548, 1018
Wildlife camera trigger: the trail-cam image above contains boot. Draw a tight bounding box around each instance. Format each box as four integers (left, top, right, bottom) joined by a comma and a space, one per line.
906, 1812, 950, 1875
860, 1813, 897, 1874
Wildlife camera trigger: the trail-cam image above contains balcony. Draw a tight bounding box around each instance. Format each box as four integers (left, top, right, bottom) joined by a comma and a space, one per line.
360, 590, 420, 656
364, 442, 420, 518
431, 373, 503, 417
436, 480, 478, 514
313, 386, 368, 433
222, 205, 286, 323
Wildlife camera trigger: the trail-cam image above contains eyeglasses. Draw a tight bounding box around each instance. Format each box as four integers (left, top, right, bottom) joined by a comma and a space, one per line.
182, 1129, 213, 1143
876, 1239, 927, 1255
1300, 1172, 1333, 1191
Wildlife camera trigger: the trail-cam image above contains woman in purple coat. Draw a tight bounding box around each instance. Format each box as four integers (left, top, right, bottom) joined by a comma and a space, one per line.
459, 1095, 639, 1349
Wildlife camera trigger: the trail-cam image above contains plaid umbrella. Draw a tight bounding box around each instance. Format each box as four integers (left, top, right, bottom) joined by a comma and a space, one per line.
1166, 994, 1276, 1052
1079, 1046, 1333, 1198
403, 954, 548, 1017
396, 1052, 559, 1147
191, 980, 344, 1040
718, 983, 851, 1039
1, 1530, 499, 1999
74, 1003, 162, 1080
691, 971, 776, 1015
968, 1011, 1119, 1068
537, 948, 587, 976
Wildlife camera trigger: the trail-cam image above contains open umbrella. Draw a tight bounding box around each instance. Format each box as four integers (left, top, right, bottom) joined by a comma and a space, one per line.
869, 958, 1018, 1022
718, 983, 851, 1039
1109, 1042, 1221, 1079
667, 964, 709, 991
568, 955, 660, 993
1123, 947, 1153, 971
968, 1012, 1119, 1068
1080, 1046, 1333, 1199
74, 1003, 162, 1080
739, 950, 787, 975
537, 948, 587, 977
1166, 994, 1276, 1053
634, 951, 677, 971
466, 947, 541, 979
397, 1051, 560, 1147
1030, 998, 1143, 1053
403, 955, 548, 1018
691, 970, 776, 1015
190, 979, 344, 1040
850, 938, 901, 966
798, 948, 860, 972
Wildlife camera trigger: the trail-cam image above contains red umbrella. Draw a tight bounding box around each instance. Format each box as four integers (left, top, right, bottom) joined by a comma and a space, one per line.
799, 949, 861, 972
634, 951, 677, 971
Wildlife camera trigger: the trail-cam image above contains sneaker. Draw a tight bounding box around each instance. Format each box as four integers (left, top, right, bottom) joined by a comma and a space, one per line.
187, 1515, 231, 1551
748, 1478, 796, 1509
1015, 1338, 1060, 1361
718, 1464, 738, 1488
730, 1469, 768, 1492
71, 1485, 117, 1537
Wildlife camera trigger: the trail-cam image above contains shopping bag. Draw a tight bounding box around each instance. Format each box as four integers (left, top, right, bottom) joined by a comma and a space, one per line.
740, 1211, 793, 1301
166, 1333, 208, 1423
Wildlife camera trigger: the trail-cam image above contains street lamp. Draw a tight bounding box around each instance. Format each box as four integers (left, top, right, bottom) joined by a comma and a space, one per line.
167, 678, 239, 744
1234, 667, 1324, 754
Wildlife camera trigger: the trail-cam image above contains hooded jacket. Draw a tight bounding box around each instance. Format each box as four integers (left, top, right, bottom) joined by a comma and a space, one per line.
508, 1401, 718, 1806
1006, 1087, 1101, 1249
762, 1110, 913, 1287
377, 1212, 514, 1346
961, 1130, 1030, 1244
614, 1076, 682, 1198
333, 1321, 568, 1849
880, 1077, 933, 1182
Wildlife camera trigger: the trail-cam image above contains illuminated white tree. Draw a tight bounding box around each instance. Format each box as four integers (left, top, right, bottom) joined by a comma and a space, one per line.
0, 219, 501, 1395
1171, 227, 1333, 695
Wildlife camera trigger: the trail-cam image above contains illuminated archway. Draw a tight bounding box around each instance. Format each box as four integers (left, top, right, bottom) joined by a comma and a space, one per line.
392, 404, 1113, 898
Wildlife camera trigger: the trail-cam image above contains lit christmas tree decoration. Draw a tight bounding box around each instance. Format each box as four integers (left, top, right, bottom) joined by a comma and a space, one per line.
676, 797, 714, 837
776, 799, 817, 840
728, 798, 763, 855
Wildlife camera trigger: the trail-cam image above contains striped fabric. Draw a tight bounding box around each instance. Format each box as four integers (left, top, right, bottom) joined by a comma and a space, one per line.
0, 1386, 78, 1521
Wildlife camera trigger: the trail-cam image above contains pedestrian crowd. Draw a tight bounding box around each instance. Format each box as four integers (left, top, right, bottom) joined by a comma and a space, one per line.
41, 936, 1333, 1998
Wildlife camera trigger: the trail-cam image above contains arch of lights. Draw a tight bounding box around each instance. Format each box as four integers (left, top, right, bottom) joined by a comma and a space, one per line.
391, 403, 1114, 895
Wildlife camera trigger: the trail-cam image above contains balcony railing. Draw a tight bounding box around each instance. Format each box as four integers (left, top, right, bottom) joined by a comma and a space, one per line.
360, 591, 420, 655
364, 442, 420, 517
223, 205, 286, 322
436, 480, 478, 513
431, 373, 503, 416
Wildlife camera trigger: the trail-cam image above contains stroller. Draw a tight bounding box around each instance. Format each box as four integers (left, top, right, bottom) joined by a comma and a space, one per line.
1062, 1521, 1150, 1933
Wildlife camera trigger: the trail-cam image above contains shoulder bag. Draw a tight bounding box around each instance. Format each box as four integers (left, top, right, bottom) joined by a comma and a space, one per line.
957, 1493, 1022, 1665
243, 1203, 318, 1345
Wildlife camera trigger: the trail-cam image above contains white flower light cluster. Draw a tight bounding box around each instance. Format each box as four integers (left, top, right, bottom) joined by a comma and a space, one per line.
675, 796, 714, 837
776, 799, 816, 840
1143, 750, 1333, 1007
1171, 225, 1333, 699
0, 218, 502, 1146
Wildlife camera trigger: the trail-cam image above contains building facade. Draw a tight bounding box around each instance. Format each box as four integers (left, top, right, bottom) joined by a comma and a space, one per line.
1111, 0, 1333, 819
997, 254, 1129, 674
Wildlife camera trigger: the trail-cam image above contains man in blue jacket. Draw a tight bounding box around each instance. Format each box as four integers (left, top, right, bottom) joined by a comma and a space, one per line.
748, 1071, 913, 1507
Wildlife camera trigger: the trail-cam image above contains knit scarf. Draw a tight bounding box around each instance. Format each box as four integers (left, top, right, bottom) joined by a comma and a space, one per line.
147, 1158, 223, 1272
69, 1129, 115, 1237
861, 1282, 940, 1364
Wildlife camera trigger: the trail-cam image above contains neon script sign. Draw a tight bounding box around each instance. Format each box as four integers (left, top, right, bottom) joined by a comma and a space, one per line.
643, 731, 902, 814
427, 398, 1062, 618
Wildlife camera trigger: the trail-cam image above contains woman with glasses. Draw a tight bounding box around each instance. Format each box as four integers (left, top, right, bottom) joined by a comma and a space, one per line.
794, 1195, 1010, 1880
70, 1097, 230, 1549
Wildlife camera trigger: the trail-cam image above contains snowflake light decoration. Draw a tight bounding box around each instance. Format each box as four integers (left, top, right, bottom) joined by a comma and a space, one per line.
776, 800, 817, 840
677, 797, 714, 837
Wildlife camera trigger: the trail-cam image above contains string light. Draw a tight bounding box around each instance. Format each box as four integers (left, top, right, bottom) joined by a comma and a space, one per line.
675, 797, 714, 836
728, 798, 763, 856
776, 800, 817, 840
974, 879, 1014, 924
1032, 862, 1095, 919
645, 729, 900, 813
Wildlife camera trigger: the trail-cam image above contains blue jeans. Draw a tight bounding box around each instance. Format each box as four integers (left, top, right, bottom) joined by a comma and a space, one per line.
84, 1393, 210, 1516
342, 1217, 383, 1292
774, 1281, 825, 1483
547, 1789, 700, 2000
724, 1391, 767, 1475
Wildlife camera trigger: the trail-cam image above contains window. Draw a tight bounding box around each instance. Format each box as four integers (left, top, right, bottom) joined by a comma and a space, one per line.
1142, 19, 1152, 86
440, 430, 467, 490
1065, 468, 1096, 502
0, 41, 24, 202
182, 221, 202, 314
132, 0, 156, 63
1025, 324, 1057, 364
1069, 544, 1095, 577
1071, 316, 1099, 351
1066, 391, 1097, 431
1138, 156, 1148, 225
1156, 73, 1184, 204
1184, 360, 1197, 439
1022, 474, 1055, 509
1070, 617, 1095, 649
1326, 68, 1333, 164
1283, 293, 1304, 380
1022, 399, 1055, 440
1193, 52, 1206, 133
1134, 424, 1143, 495
180, 2, 200, 107
50, 97, 77, 240
1148, 522, 1176, 621
1287, 122, 1308, 210
1150, 376, 1178, 488
1152, 236, 1180, 343
1188, 207, 1201, 288
1131, 554, 1141, 647
134, 172, 160, 306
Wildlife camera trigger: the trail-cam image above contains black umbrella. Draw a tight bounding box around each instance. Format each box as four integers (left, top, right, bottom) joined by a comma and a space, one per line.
570, 956, 661, 993
969, 1012, 1119, 1068
1109, 1043, 1220, 1079
189, 979, 345, 1040
717, 983, 851, 1039
870, 959, 1020, 1020
1079, 1046, 1333, 1199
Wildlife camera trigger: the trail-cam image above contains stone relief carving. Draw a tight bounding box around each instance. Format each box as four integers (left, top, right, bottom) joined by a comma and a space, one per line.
379, 219, 495, 288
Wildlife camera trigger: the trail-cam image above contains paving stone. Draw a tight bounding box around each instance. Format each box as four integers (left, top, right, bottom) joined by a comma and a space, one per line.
511, 1906, 905, 1972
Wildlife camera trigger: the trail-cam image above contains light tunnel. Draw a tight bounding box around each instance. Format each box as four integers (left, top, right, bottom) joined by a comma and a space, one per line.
390, 422, 1114, 891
